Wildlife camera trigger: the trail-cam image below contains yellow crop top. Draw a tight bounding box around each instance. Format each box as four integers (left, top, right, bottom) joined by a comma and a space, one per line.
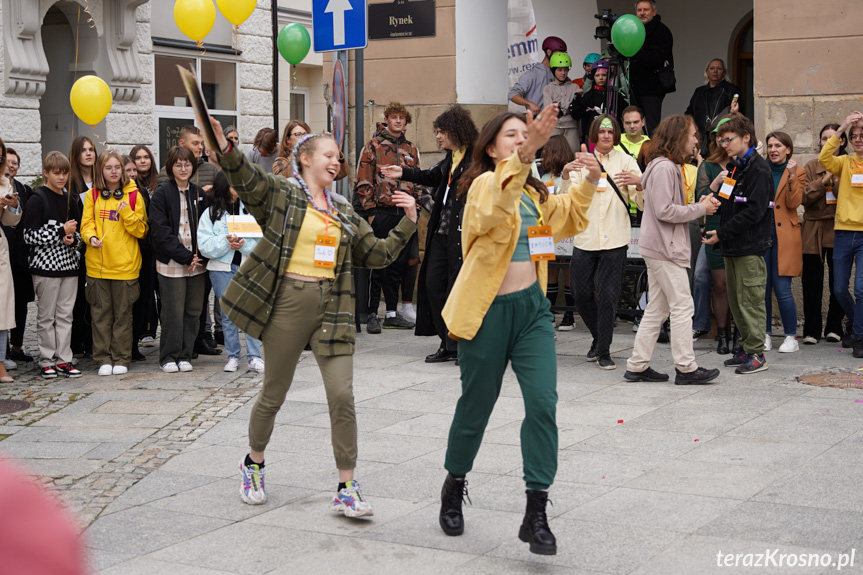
284, 205, 342, 279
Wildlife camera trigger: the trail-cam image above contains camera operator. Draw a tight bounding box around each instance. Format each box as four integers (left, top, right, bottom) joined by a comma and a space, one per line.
508, 37, 567, 115
629, 1, 674, 135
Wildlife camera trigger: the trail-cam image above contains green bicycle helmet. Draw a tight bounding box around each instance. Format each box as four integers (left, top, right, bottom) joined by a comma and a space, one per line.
583, 53, 601, 65
549, 52, 572, 69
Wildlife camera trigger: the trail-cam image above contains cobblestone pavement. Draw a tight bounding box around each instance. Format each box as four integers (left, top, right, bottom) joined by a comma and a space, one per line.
3, 303, 863, 574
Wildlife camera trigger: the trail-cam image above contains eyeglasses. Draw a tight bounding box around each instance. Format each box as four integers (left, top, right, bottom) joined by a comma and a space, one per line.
291, 132, 307, 138
105, 165, 123, 172
174, 162, 193, 170
850, 134, 863, 142
718, 135, 739, 146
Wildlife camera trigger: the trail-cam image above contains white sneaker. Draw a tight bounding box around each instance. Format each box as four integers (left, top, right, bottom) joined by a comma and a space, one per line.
3, 359, 17, 371
400, 303, 416, 324
161, 362, 179, 373
224, 357, 240, 372
778, 336, 799, 353
764, 334, 772, 351
112, 365, 128, 375
802, 335, 818, 345
332, 480, 374, 518
248, 357, 265, 373
98, 364, 113, 376
826, 332, 842, 343
140, 336, 156, 347
178, 361, 193, 372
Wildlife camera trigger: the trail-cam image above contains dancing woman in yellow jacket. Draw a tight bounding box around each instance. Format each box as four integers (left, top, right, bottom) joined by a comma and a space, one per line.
438, 106, 600, 555
81, 150, 148, 376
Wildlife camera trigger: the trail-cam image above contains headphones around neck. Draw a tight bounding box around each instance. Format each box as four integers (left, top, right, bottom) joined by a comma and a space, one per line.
726, 146, 756, 173
99, 189, 124, 200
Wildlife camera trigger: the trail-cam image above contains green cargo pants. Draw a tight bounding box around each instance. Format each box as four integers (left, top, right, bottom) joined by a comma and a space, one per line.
725, 255, 767, 355
445, 282, 558, 490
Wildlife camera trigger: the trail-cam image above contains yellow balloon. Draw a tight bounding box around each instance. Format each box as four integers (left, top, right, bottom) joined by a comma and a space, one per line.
217, 0, 255, 26
70, 75, 112, 126
174, 0, 216, 42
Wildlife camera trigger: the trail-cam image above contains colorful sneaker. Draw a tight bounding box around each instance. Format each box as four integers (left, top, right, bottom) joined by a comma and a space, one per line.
239, 457, 267, 505
41, 366, 58, 379
55, 363, 82, 378
735, 353, 768, 374
332, 480, 374, 518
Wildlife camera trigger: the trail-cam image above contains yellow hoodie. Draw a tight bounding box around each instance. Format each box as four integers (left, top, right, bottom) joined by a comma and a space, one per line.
820, 135, 863, 232
81, 180, 148, 279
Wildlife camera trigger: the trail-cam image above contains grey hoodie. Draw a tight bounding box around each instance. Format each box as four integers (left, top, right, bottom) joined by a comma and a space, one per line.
639, 156, 706, 267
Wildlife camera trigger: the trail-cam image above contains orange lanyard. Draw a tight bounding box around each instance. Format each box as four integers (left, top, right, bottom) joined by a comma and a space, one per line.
323, 212, 330, 237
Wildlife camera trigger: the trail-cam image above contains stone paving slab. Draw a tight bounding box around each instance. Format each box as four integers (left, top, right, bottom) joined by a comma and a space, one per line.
4, 305, 863, 574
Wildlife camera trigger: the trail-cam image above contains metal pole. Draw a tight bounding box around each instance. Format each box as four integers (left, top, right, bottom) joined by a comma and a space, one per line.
355, 49, 364, 169
271, 0, 279, 131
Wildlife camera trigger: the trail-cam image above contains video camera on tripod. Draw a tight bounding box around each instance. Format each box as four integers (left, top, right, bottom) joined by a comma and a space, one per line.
594, 10, 622, 60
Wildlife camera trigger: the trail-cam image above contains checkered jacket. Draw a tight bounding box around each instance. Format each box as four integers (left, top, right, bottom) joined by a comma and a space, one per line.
218, 146, 417, 356
22, 187, 81, 277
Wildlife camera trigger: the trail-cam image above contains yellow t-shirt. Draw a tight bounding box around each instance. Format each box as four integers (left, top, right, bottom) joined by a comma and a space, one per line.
682, 164, 697, 205
284, 205, 342, 279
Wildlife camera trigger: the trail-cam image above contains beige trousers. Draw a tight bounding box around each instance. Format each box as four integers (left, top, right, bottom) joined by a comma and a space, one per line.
249, 277, 357, 469
627, 256, 697, 374
33, 275, 78, 367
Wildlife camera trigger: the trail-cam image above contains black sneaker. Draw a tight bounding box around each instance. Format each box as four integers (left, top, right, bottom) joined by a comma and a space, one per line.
692, 329, 709, 340
55, 363, 82, 378
586, 342, 598, 362
8, 349, 34, 363
366, 313, 382, 334
624, 367, 669, 382
675, 367, 720, 385
557, 313, 575, 331
426, 348, 457, 363
735, 353, 768, 374
723, 349, 747, 367
597, 354, 616, 370
842, 330, 853, 349
854, 338, 863, 359
383, 313, 415, 329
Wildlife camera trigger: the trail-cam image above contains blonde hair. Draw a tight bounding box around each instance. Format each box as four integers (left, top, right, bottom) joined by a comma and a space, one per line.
93, 150, 131, 191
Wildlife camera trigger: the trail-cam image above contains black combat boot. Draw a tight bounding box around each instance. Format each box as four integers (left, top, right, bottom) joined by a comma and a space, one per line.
716, 327, 729, 355
518, 489, 557, 555
439, 474, 469, 536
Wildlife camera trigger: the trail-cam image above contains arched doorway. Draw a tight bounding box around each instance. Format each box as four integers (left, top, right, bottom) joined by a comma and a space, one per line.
39, 5, 76, 156
731, 12, 754, 122
39, 1, 102, 156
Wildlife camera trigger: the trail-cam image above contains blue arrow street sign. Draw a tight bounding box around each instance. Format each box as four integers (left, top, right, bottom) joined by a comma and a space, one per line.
312, 0, 368, 53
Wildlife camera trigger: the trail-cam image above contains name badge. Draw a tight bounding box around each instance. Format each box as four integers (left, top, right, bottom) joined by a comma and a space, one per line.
314, 235, 337, 268
851, 168, 863, 187
718, 177, 736, 200
545, 181, 555, 195
227, 215, 263, 238
826, 189, 838, 204
597, 172, 608, 192
527, 225, 555, 261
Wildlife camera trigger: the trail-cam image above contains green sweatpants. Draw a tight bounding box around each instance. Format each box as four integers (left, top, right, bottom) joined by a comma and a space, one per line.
445, 282, 558, 490
725, 255, 767, 355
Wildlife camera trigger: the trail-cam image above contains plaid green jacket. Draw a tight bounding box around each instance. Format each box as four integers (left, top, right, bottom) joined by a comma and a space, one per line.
219, 147, 417, 356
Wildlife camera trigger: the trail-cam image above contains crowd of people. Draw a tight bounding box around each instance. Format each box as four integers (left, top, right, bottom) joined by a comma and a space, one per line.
2, 0, 863, 556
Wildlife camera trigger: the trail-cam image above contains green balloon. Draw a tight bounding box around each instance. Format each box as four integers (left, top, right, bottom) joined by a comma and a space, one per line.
278, 23, 311, 66
611, 14, 646, 58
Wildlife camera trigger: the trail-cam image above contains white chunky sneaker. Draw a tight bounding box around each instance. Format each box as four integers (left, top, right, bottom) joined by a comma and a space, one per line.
332, 480, 374, 518
98, 364, 113, 376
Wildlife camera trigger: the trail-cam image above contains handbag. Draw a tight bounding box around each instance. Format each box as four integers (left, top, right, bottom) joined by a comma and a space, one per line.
658, 59, 676, 94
